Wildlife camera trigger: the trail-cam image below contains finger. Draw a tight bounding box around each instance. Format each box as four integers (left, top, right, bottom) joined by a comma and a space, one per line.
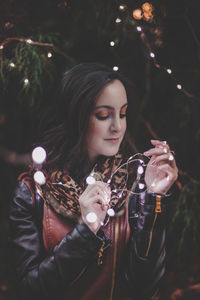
144, 147, 168, 157
151, 139, 167, 146
150, 153, 174, 165
150, 139, 169, 152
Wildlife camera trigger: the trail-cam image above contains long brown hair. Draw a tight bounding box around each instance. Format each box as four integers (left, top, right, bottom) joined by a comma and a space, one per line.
37, 62, 138, 179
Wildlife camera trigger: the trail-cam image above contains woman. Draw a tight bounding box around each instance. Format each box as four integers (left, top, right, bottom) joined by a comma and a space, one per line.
9, 62, 178, 300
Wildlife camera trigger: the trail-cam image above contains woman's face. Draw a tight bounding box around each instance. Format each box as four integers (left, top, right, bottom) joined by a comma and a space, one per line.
86, 79, 128, 163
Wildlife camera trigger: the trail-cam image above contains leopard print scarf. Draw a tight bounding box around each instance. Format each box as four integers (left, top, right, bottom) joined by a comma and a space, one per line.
36, 154, 133, 221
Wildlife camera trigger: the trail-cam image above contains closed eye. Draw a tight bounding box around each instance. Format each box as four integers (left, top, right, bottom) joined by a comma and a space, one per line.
95, 113, 110, 120
120, 113, 126, 118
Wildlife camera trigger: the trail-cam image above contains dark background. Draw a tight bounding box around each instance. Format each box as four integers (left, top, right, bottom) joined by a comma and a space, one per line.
0, 0, 200, 299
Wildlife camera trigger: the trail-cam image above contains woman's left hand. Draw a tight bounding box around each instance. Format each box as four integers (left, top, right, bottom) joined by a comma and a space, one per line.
144, 139, 178, 194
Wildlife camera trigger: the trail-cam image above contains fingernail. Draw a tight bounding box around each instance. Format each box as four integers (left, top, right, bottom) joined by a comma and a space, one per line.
144, 151, 150, 156
163, 148, 167, 153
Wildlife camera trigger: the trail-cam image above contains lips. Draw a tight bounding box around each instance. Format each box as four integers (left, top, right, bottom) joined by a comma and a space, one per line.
105, 138, 120, 143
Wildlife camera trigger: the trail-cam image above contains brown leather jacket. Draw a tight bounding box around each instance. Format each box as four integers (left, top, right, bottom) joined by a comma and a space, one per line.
9, 173, 169, 300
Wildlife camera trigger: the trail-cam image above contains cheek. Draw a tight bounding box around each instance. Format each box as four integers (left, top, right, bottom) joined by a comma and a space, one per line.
122, 120, 127, 135
87, 120, 106, 140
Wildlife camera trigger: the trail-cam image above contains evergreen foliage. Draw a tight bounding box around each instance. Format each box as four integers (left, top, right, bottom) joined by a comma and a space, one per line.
0, 0, 200, 296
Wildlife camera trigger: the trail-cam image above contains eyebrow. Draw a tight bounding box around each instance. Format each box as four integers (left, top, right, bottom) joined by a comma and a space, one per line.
95, 103, 128, 110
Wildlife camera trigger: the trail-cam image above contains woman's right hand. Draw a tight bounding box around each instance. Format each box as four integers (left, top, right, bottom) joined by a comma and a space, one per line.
79, 181, 111, 234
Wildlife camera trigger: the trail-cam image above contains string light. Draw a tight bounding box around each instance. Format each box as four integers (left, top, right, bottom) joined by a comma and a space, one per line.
47, 52, 52, 58
132, 9, 143, 20
24, 78, 29, 85
86, 176, 96, 185
107, 208, 115, 217
115, 18, 122, 23
0, 45, 4, 49
143, 11, 153, 21
86, 212, 97, 223
9, 62, 16, 68
32, 146, 46, 164
33, 171, 46, 185
110, 41, 115, 46
136, 26, 142, 32
139, 183, 145, 189
119, 5, 126, 11
26, 39, 33, 44
142, 2, 153, 13
113, 66, 119, 71
150, 52, 155, 58
134, 25, 199, 101
137, 165, 144, 175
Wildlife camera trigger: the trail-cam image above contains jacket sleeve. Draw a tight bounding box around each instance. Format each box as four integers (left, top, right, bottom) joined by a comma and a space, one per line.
9, 180, 111, 300
123, 192, 169, 300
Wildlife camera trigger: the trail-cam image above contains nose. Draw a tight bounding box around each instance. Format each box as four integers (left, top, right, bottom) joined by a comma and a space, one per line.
110, 116, 122, 132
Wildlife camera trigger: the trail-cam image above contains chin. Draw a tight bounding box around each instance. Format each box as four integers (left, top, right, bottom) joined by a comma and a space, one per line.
102, 149, 119, 157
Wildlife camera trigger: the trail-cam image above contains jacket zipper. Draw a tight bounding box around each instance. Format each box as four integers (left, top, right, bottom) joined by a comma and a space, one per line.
97, 240, 111, 265
97, 241, 105, 265
70, 266, 87, 286
145, 195, 162, 257
72, 239, 110, 285
109, 216, 119, 300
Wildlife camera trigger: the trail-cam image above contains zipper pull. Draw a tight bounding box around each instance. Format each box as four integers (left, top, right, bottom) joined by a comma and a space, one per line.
97, 242, 105, 265
155, 195, 162, 213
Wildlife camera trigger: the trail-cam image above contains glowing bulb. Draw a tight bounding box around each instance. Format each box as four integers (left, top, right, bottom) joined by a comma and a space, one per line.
136, 26, 142, 32
139, 183, 145, 189
167, 68, 172, 74
137, 165, 144, 175
142, 2, 153, 13
86, 176, 96, 185
47, 52, 52, 58
32, 146, 46, 164
115, 18, 122, 23
110, 41, 115, 46
33, 171, 46, 185
143, 11, 153, 21
86, 212, 97, 223
0, 45, 4, 49
132, 9, 143, 20
26, 39, 33, 44
150, 52, 155, 58
119, 5, 125, 11
24, 78, 29, 85
113, 66, 119, 71
9, 62, 16, 68
177, 84, 182, 90
119, 192, 123, 198
107, 208, 115, 217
